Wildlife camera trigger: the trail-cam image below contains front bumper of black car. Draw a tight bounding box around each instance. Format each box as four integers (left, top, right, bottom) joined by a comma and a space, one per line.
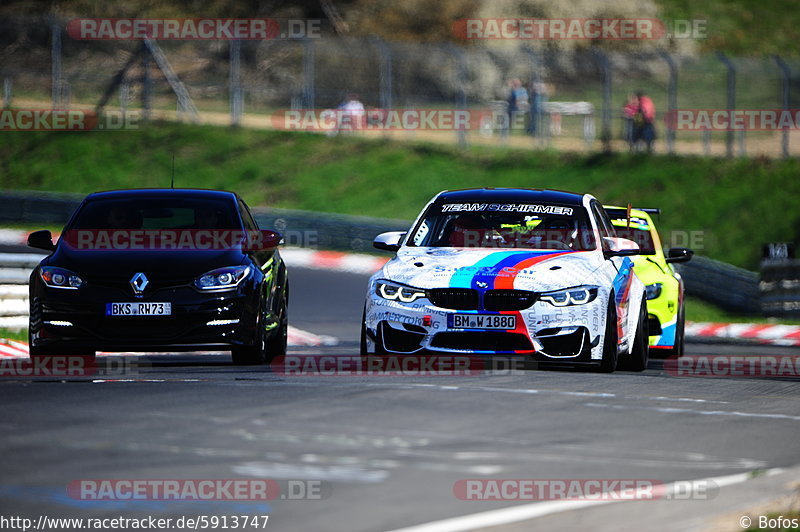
29, 278, 262, 353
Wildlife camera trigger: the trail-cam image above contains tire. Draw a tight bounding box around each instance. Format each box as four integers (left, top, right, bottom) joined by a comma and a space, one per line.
264, 291, 288, 363
597, 297, 618, 373
232, 302, 269, 366
360, 306, 369, 357
666, 305, 685, 359
231, 323, 266, 365
618, 297, 649, 372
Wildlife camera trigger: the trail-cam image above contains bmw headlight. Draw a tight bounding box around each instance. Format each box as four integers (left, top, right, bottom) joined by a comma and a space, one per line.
539, 286, 598, 307
645, 283, 663, 300
376, 280, 427, 303
194, 266, 251, 291
40, 266, 84, 289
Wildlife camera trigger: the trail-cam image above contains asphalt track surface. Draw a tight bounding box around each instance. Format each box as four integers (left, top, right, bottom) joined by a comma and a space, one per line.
1, 266, 799, 532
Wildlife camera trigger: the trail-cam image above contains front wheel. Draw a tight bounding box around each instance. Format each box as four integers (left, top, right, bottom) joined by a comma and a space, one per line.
231, 323, 266, 365
597, 298, 618, 373
666, 305, 685, 359
618, 297, 649, 372
264, 292, 288, 362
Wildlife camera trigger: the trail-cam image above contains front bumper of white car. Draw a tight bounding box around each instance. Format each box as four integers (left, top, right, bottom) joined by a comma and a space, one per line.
364, 280, 608, 361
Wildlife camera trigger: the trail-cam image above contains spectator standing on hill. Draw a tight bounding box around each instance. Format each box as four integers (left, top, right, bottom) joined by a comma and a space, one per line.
504, 78, 528, 137
631, 90, 656, 152
528, 80, 548, 137
622, 93, 638, 150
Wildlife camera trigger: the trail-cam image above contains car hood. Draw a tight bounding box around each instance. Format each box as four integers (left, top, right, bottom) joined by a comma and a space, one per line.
628, 254, 673, 285
380, 247, 603, 291
42, 246, 247, 283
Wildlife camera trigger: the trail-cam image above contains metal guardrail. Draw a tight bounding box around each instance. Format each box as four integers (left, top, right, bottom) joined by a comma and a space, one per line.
0, 191, 762, 316
253, 208, 409, 253
0, 189, 410, 253
759, 259, 800, 317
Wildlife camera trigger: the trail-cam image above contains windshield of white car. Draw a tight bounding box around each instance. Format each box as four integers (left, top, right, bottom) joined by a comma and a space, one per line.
606, 212, 657, 255
407, 202, 597, 250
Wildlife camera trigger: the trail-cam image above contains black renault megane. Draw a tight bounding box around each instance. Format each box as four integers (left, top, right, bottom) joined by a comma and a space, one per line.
27, 188, 288, 365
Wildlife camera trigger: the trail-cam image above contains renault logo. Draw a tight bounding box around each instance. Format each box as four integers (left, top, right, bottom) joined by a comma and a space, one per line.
130, 272, 149, 294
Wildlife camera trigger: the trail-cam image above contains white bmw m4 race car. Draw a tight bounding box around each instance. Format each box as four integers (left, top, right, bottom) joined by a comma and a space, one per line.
361, 188, 650, 372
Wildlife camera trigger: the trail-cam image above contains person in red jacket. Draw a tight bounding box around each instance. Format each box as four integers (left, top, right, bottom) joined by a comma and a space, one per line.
632, 90, 656, 152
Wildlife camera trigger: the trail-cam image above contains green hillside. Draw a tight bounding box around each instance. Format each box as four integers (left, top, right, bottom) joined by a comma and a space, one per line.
1, 122, 797, 270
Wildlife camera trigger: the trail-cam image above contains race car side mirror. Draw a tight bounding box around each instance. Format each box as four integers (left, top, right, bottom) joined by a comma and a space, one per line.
666, 247, 693, 263
28, 230, 56, 252
602, 236, 640, 258
373, 231, 406, 252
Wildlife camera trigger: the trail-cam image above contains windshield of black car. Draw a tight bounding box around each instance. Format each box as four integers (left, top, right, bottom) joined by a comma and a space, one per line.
68, 197, 240, 231
606, 212, 657, 255
407, 202, 597, 250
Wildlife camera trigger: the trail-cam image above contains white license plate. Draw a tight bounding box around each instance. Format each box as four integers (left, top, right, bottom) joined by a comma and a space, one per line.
450, 314, 516, 330
105, 302, 172, 316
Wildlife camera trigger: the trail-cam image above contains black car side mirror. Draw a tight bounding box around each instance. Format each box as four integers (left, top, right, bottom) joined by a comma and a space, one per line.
242, 230, 283, 253
28, 230, 56, 252
665, 247, 693, 263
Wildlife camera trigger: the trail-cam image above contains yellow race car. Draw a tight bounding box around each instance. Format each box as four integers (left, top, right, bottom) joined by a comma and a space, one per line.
604, 206, 693, 357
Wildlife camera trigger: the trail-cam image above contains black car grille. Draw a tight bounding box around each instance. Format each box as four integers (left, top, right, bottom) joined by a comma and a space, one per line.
427, 288, 535, 311
431, 331, 534, 352
483, 290, 536, 311
87, 276, 194, 292
427, 289, 479, 310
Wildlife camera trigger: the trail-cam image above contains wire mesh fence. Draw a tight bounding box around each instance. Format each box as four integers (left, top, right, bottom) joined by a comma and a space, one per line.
1, 16, 799, 156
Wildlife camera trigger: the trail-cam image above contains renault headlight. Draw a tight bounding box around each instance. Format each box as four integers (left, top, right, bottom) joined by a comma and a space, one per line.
40, 266, 84, 289
194, 266, 251, 291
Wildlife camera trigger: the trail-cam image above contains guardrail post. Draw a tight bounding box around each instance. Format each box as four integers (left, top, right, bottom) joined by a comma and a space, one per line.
658, 50, 677, 154
141, 48, 152, 121
521, 44, 545, 145
716, 52, 737, 158
592, 49, 612, 152
50, 18, 62, 108
774, 55, 791, 159
4, 77, 12, 109
229, 39, 242, 127
370, 36, 393, 111
302, 38, 315, 110
120, 80, 129, 114
446, 44, 468, 149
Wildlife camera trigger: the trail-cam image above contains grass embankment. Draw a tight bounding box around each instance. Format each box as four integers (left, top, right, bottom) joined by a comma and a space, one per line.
2, 122, 798, 270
